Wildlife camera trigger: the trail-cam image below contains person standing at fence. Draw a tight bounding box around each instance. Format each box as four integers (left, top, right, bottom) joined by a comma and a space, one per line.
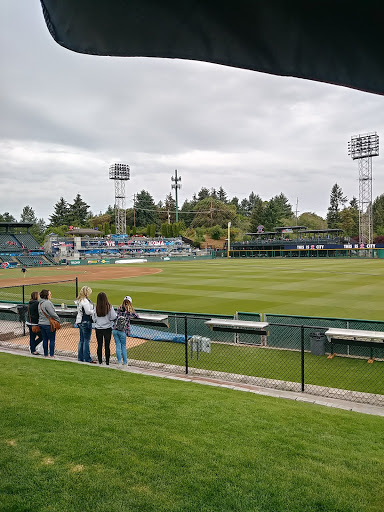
75, 286, 96, 364
38, 289, 60, 358
93, 292, 116, 365
112, 296, 138, 367
26, 291, 42, 354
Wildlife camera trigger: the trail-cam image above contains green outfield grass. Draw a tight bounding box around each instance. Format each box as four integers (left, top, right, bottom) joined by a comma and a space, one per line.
1, 258, 384, 320
1, 353, 383, 512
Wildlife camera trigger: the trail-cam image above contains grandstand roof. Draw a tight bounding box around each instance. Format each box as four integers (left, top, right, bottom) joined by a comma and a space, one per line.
65, 229, 103, 236
40, 0, 384, 95
245, 232, 278, 237
0, 222, 33, 231
274, 226, 307, 232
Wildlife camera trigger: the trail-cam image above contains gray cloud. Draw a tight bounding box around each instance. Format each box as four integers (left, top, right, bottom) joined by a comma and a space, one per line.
1, 1, 384, 222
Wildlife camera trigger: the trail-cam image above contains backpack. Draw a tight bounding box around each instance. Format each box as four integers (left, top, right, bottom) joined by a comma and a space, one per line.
114, 314, 128, 332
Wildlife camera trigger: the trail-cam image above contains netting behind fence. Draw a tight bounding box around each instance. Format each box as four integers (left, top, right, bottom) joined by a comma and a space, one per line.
0, 279, 78, 305
0, 305, 383, 406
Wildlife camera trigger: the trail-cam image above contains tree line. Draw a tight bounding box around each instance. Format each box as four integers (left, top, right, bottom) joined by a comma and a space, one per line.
2, 184, 384, 245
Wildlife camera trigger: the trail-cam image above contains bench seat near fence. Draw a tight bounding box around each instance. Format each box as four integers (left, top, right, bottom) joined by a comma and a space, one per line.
325, 328, 384, 363
205, 319, 269, 335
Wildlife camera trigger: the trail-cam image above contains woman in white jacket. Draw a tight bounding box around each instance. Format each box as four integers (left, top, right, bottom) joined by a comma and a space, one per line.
75, 286, 95, 363
93, 292, 117, 365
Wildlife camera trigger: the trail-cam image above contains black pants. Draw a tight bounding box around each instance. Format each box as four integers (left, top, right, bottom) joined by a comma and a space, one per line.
96, 328, 112, 365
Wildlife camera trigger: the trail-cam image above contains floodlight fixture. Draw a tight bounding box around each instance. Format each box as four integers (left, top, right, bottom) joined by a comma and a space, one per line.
348, 132, 379, 160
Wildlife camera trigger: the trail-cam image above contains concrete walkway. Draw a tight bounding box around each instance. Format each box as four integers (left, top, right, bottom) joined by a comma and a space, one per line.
1, 346, 384, 417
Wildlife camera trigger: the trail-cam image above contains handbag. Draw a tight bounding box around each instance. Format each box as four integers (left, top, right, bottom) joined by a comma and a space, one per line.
35, 341, 44, 355
40, 304, 61, 332
29, 305, 40, 333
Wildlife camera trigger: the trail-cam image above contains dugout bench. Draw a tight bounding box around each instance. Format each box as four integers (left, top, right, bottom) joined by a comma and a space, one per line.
204, 318, 269, 338
325, 327, 384, 363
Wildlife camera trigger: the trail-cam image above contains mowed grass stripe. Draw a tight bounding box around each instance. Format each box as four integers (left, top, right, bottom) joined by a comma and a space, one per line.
2, 259, 384, 320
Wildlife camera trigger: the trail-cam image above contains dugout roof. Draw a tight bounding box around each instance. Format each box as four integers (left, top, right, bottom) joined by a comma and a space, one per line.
40, 0, 384, 95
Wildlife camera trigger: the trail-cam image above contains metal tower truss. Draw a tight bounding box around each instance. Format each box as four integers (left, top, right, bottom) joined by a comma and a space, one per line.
358, 157, 373, 244
109, 163, 130, 235
348, 133, 379, 245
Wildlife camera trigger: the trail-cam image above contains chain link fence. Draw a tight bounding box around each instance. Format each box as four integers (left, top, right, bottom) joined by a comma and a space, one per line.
0, 304, 383, 406
0, 279, 78, 305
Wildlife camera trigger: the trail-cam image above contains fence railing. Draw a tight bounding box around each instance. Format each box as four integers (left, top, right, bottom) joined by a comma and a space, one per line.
0, 279, 78, 305
0, 304, 383, 407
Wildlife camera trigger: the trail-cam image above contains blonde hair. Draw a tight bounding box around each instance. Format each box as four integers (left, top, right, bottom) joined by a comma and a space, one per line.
77, 286, 92, 301
121, 298, 134, 313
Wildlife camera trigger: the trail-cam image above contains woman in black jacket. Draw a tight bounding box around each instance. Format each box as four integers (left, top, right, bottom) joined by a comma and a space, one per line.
26, 291, 42, 354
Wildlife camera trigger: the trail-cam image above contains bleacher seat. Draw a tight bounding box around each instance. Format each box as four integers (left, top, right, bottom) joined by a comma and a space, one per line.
13, 233, 41, 250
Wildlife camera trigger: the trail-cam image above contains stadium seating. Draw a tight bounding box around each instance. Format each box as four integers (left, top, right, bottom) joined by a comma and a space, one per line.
17, 256, 50, 266
13, 233, 41, 250
0, 234, 21, 251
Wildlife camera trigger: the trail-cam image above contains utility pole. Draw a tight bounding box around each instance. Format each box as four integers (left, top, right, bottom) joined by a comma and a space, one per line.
133, 194, 136, 227
210, 198, 213, 226
295, 198, 300, 225
171, 169, 181, 222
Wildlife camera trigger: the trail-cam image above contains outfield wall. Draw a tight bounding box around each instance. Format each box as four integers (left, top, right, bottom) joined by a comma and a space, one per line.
215, 248, 383, 258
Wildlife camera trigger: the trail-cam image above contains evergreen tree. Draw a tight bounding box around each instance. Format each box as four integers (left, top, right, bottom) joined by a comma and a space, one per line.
210, 188, 218, 199
49, 197, 70, 226
68, 194, 90, 226
338, 208, 357, 237
30, 218, 47, 245
249, 198, 265, 232
373, 194, 384, 236
20, 205, 38, 224
180, 199, 197, 228
327, 184, 347, 228
0, 212, 17, 222
197, 187, 210, 201
272, 193, 294, 220
217, 187, 228, 203
239, 198, 251, 216
134, 190, 157, 227
229, 196, 239, 211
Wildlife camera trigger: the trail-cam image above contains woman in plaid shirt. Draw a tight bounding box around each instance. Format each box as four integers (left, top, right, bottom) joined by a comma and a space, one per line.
112, 296, 138, 366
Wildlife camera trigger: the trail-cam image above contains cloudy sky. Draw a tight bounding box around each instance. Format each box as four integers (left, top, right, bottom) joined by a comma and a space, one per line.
1, 1, 384, 223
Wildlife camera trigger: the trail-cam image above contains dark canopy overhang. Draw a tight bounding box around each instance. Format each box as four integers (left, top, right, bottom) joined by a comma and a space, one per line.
40, 0, 384, 95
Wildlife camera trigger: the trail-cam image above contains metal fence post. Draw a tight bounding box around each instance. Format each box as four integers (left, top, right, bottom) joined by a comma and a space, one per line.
301, 325, 305, 392
22, 285, 25, 305
184, 315, 189, 374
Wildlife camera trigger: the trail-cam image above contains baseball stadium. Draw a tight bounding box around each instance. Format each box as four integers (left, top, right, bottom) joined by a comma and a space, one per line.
2, 3, 384, 512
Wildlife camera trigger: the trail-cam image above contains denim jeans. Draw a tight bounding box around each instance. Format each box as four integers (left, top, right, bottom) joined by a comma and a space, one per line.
78, 321, 93, 362
28, 325, 42, 353
39, 324, 56, 357
112, 329, 127, 364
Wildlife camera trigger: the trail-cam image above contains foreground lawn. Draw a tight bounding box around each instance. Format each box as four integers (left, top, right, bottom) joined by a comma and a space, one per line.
0, 353, 383, 512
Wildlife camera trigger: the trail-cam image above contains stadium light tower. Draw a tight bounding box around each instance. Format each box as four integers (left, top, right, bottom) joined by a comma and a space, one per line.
171, 169, 181, 222
109, 163, 130, 234
348, 132, 379, 245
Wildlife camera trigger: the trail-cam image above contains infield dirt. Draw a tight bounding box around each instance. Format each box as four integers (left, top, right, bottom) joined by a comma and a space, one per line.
0, 265, 162, 287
